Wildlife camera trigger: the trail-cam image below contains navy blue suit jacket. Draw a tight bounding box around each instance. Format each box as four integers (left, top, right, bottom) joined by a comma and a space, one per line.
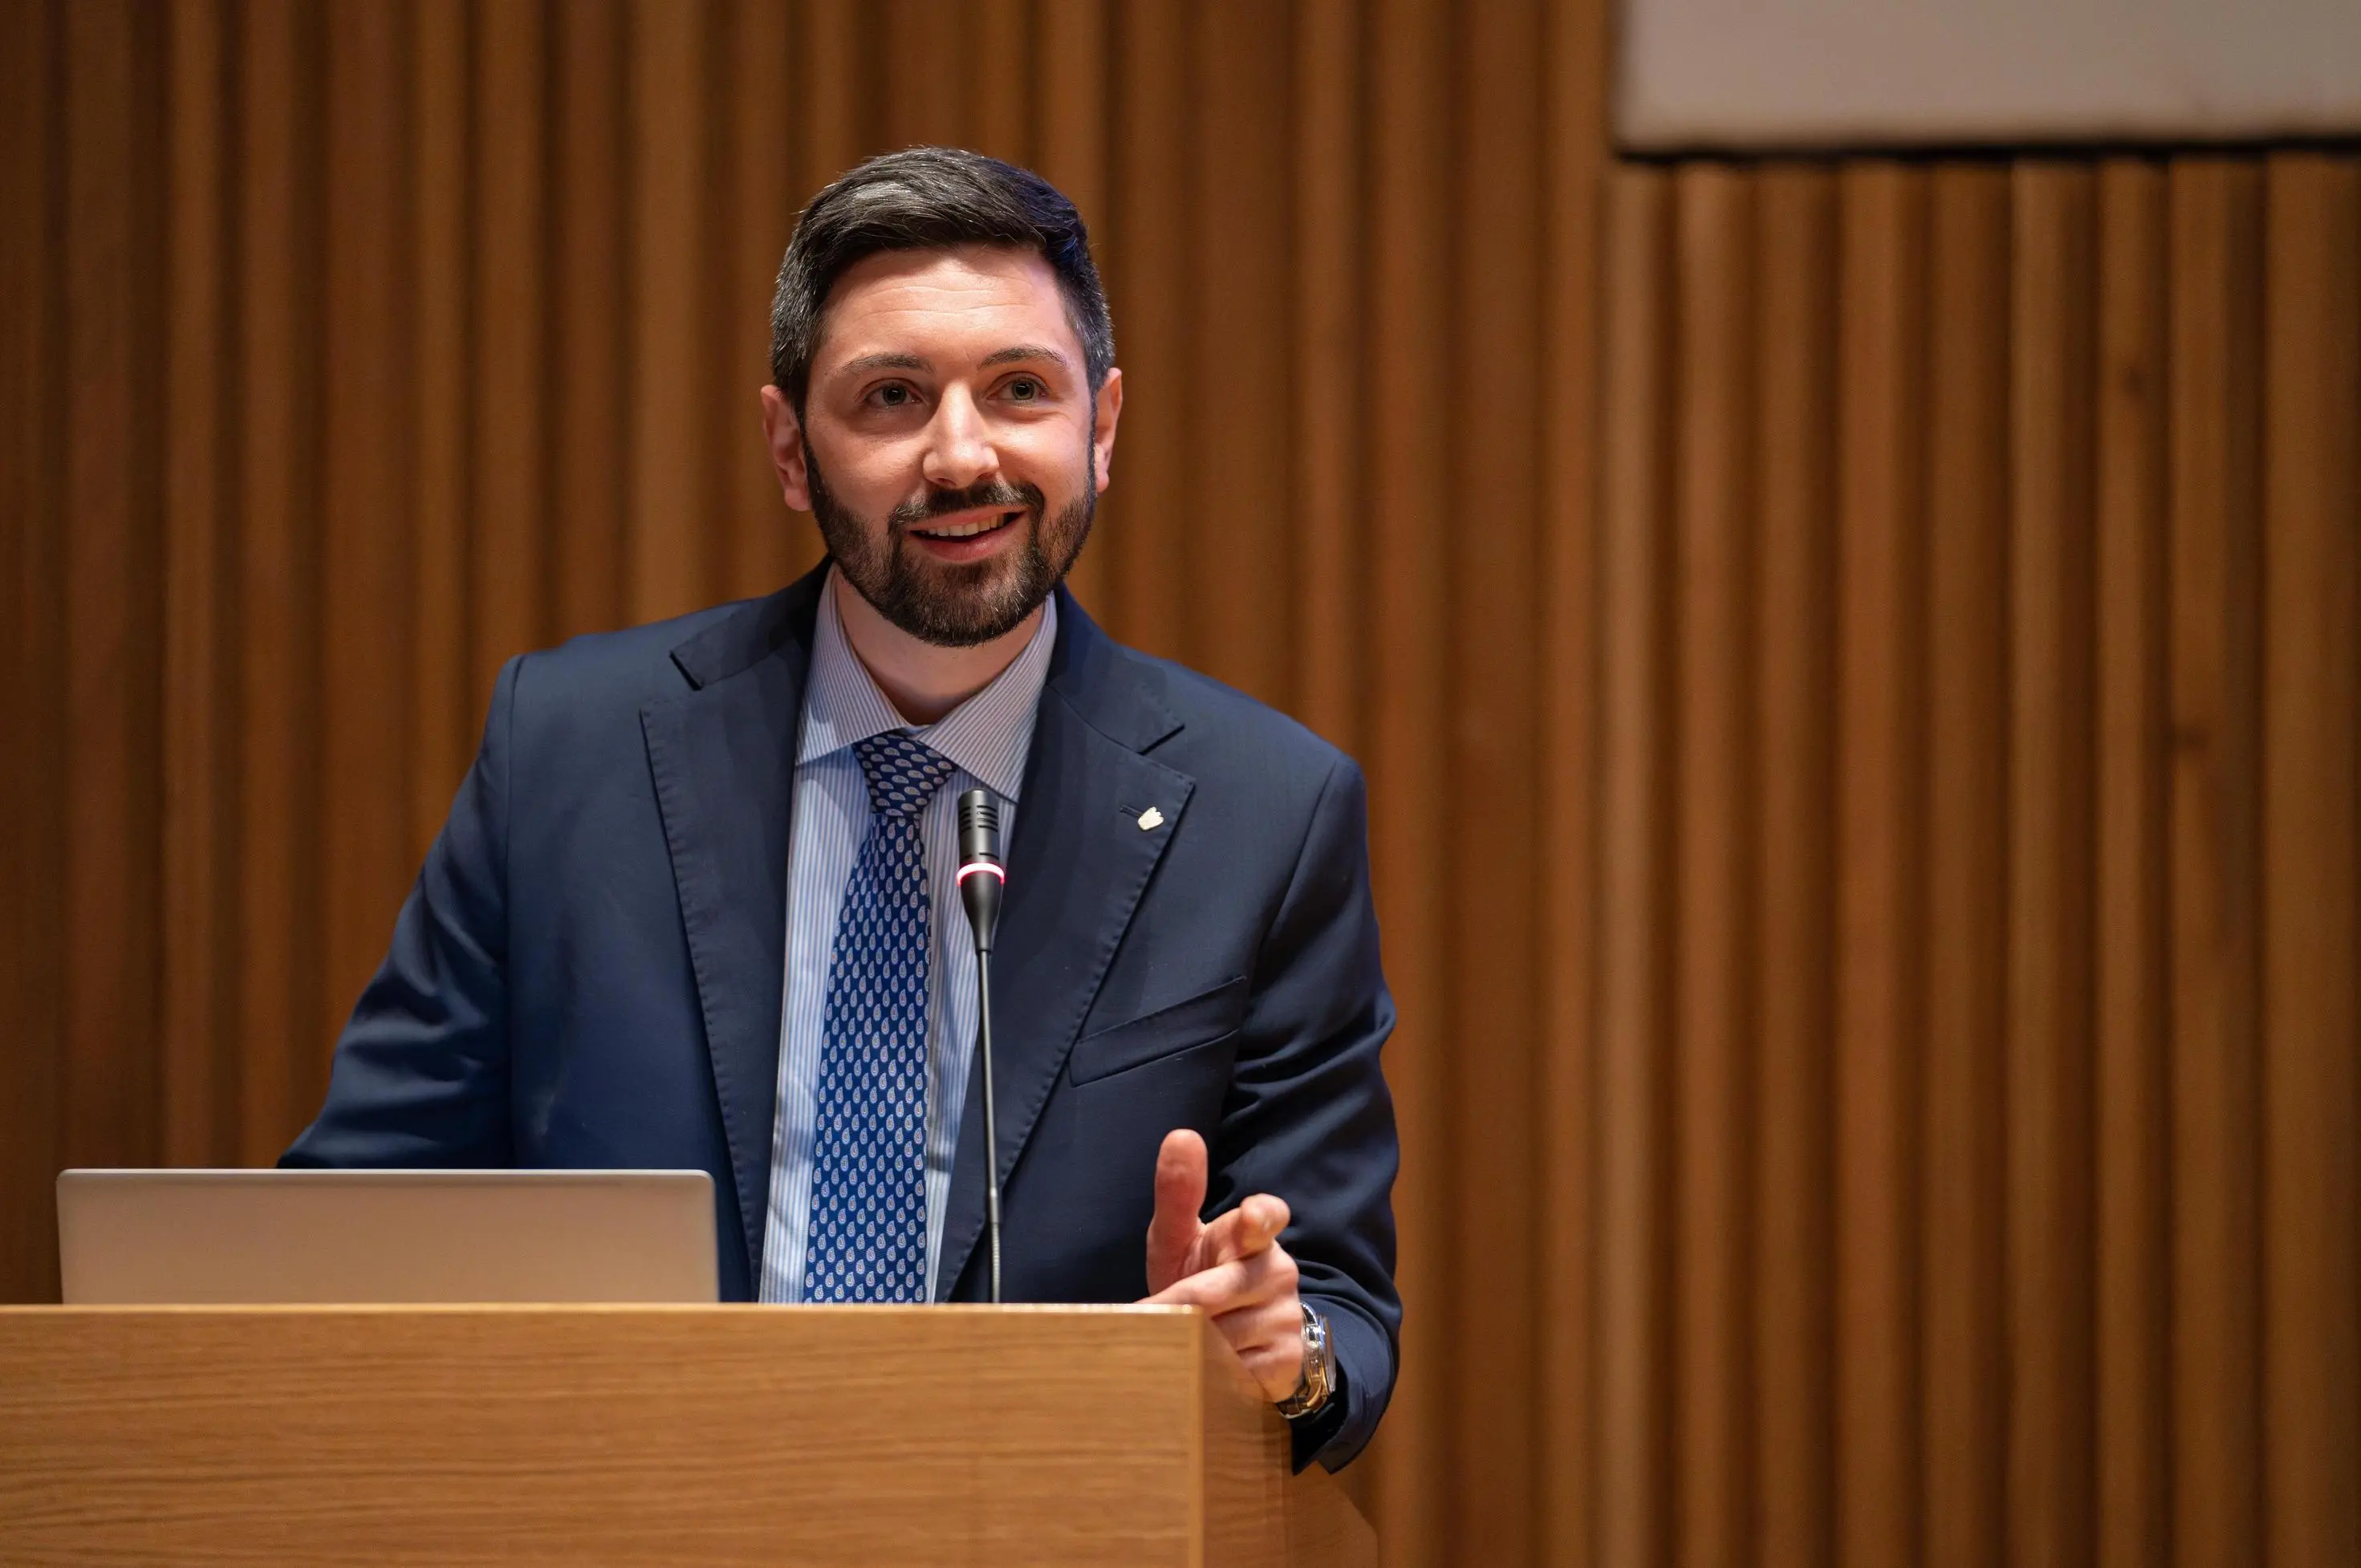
284, 565, 1400, 1469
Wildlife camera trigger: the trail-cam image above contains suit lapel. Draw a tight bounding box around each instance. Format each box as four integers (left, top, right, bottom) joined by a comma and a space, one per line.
936, 595, 1192, 1299
642, 572, 824, 1289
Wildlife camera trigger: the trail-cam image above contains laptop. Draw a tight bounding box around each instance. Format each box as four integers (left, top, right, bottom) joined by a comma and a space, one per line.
55, 1168, 718, 1305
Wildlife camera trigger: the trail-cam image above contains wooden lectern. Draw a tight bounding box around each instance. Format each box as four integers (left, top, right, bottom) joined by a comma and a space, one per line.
0, 1303, 1374, 1567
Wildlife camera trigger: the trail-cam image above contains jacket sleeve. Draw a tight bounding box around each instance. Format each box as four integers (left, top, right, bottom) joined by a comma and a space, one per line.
1205, 753, 1401, 1473
280, 656, 521, 1168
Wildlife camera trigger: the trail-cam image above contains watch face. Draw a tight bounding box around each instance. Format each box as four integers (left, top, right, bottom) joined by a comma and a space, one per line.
1282, 1302, 1334, 1419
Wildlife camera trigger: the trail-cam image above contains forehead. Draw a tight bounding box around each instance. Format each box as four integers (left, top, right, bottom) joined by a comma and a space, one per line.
815, 244, 1081, 372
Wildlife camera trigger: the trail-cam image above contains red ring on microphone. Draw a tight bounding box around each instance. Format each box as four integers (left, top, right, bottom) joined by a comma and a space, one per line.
956, 862, 1006, 886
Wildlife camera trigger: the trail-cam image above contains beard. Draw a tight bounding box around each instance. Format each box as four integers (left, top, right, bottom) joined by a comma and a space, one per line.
806, 440, 1096, 648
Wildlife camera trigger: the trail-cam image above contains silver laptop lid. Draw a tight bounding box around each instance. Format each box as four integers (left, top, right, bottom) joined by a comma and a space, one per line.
56, 1169, 719, 1305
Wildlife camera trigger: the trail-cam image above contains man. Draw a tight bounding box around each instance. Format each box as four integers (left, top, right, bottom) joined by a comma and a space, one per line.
285, 148, 1399, 1473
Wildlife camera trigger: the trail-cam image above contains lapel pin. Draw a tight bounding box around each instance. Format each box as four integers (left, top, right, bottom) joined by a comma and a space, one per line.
1136, 806, 1165, 831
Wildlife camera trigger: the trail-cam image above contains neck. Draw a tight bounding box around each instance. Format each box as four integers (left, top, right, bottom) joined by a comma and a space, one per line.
831, 570, 1042, 726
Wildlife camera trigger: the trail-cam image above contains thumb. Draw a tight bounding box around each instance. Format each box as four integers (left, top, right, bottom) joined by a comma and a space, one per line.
1144, 1128, 1209, 1295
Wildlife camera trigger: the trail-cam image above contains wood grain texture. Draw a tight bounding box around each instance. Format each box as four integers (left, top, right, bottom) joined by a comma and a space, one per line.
1672, 162, 1756, 1568
2092, 156, 2171, 1568
1595, 165, 1675, 1568
2168, 158, 2267, 1568
1359, 0, 1455, 1556
234, 0, 320, 1167
61, 0, 166, 1194
0, 0, 63, 1306
1750, 161, 1838, 1568
1832, 160, 1926, 1568
0, 1306, 1371, 1568
1590, 147, 2357, 1568
2259, 152, 2361, 1568
1920, 160, 2008, 1568
408, 0, 475, 862
555, 0, 632, 637
2007, 160, 2100, 1568
320, 1, 417, 1063
6, 12, 2359, 1568
161, 0, 235, 1172
1448, 5, 1545, 1561
1536, 0, 1609, 1557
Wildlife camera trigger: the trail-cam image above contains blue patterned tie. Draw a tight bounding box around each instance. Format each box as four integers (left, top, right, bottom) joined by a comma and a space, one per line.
803, 729, 960, 1303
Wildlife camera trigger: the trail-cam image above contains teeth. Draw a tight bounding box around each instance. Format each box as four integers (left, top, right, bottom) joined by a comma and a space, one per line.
916, 512, 1013, 540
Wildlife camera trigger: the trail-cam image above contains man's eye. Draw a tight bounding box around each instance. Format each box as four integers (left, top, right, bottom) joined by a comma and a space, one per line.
874, 384, 913, 407
1006, 378, 1041, 400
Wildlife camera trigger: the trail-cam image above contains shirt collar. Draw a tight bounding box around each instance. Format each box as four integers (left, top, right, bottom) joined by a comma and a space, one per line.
797, 566, 1057, 802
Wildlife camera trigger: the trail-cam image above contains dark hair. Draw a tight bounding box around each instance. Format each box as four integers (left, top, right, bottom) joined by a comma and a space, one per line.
770, 146, 1114, 411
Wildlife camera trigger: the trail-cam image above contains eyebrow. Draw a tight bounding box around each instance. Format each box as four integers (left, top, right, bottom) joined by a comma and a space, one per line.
830, 344, 1071, 383
978, 344, 1070, 370
834, 351, 930, 379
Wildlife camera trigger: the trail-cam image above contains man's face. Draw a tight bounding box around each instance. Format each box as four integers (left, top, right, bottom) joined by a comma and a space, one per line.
761, 245, 1122, 648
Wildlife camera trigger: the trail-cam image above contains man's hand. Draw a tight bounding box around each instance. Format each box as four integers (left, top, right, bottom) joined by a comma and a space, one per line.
1137, 1128, 1305, 1403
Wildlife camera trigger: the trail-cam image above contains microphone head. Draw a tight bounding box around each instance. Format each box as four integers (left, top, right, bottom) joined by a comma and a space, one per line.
955, 787, 1004, 950
957, 787, 1002, 867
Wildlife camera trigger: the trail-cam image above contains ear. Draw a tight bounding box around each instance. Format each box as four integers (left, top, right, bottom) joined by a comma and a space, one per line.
1090, 367, 1124, 496
759, 384, 812, 511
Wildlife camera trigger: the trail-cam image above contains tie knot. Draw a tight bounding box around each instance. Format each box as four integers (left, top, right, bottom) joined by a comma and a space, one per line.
853, 730, 957, 821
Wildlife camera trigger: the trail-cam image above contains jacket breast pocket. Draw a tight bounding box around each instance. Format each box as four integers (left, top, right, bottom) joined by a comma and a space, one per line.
1067, 975, 1250, 1087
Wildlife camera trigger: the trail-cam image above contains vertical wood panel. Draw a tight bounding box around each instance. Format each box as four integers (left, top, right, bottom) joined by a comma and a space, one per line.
1290, 0, 1360, 754
162, 0, 235, 1168
1919, 161, 2009, 1568
319, 2, 415, 1057
62, 0, 165, 1178
1361, 0, 1454, 1554
234, 0, 317, 1164
1103, 0, 1188, 657
2092, 156, 2171, 1568
722, 0, 799, 603
1750, 162, 1838, 1568
1185, 0, 1290, 707
1538, 0, 1611, 1555
971, 0, 1031, 163
2167, 158, 2266, 1568
472, 0, 548, 680
0, 0, 64, 1305
553, 0, 631, 636
1034, 0, 1105, 614
881, 0, 969, 151
794, 0, 866, 211
1449, 3, 1545, 1560
408, 0, 474, 858
1595, 166, 1674, 1568
2007, 160, 2099, 1568
1671, 164, 1755, 1568
2260, 151, 2361, 1568
628, 0, 708, 625
1832, 161, 1926, 1568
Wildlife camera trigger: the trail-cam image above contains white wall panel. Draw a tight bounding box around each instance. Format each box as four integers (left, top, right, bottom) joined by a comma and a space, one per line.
1618, 0, 2361, 151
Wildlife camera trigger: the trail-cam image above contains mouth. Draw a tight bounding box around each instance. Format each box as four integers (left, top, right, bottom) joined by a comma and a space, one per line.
908, 508, 1022, 541
904, 506, 1026, 563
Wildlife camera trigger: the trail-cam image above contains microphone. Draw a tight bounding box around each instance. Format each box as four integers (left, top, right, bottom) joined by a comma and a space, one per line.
955, 788, 1006, 1304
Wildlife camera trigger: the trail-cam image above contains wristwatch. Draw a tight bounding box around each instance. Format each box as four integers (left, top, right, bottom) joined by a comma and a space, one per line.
1274, 1300, 1336, 1420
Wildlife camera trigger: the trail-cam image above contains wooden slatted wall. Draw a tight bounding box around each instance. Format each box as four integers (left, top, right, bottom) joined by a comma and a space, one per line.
1591, 156, 2359, 1568
0, 0, 1610, 1559
2, 4, 2356, 1566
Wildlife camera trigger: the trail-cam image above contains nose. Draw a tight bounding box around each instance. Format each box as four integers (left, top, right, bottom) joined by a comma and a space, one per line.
921, 384, 999, 492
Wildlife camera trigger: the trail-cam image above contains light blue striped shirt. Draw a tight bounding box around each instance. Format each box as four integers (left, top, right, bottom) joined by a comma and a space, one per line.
758, 571, 1056, 1302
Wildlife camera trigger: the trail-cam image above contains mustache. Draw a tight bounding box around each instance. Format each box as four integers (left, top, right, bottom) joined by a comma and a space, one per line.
890, 479, 1044, 530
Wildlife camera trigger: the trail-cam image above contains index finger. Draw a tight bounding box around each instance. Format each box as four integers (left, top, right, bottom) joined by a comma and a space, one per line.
1201, 1193, 1292, 1265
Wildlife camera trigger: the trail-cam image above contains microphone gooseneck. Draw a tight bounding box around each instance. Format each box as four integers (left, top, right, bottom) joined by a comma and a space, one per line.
955, 788, 1006, 1304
